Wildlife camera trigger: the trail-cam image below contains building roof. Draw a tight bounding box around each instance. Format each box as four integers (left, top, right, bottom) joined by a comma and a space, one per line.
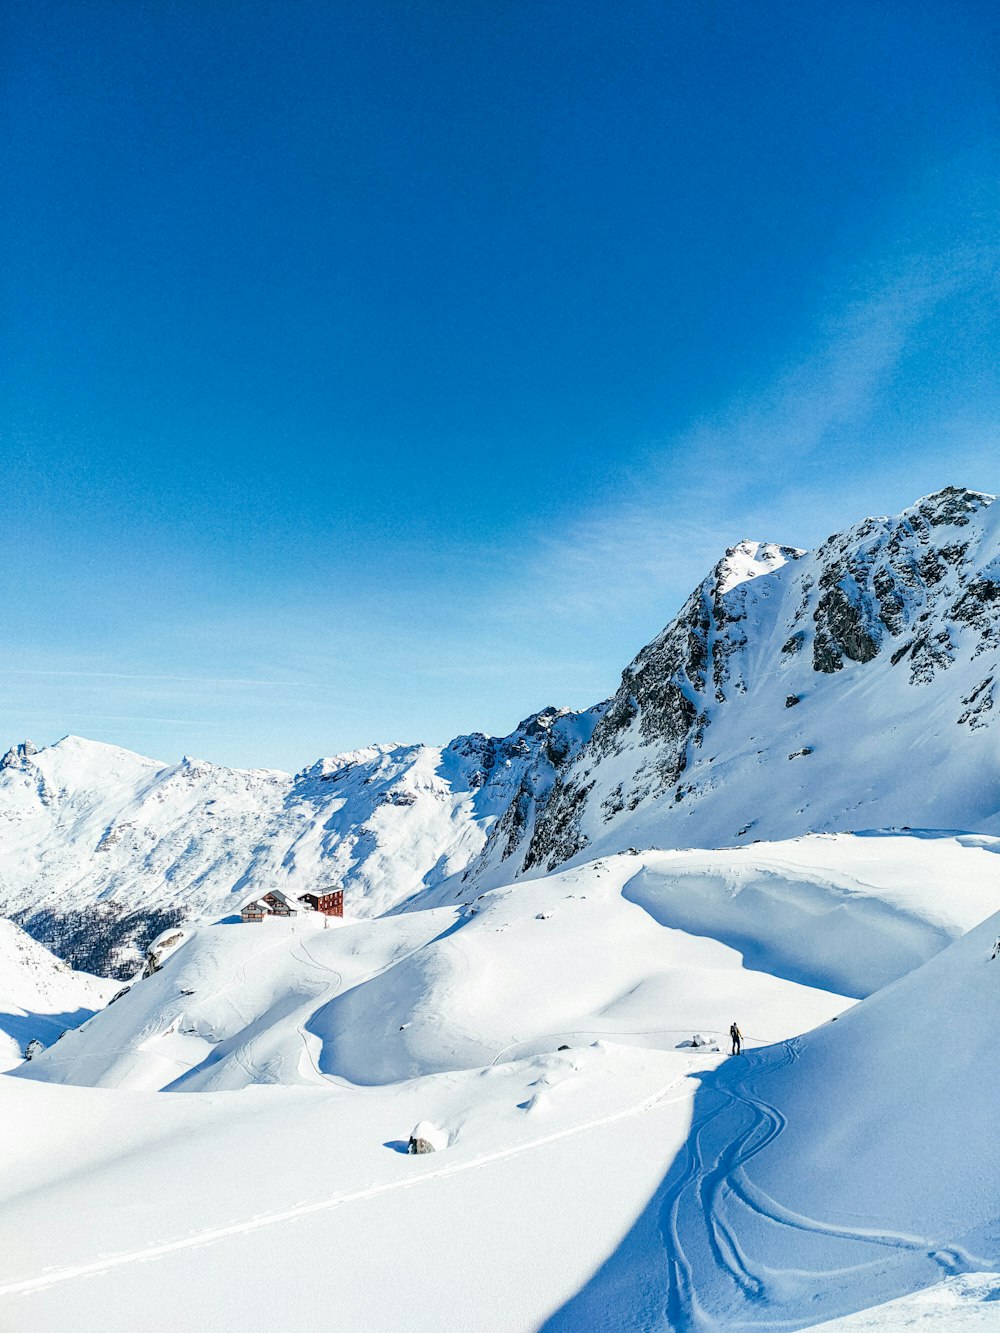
261, 888, 300, 909
239, 890, 300, 912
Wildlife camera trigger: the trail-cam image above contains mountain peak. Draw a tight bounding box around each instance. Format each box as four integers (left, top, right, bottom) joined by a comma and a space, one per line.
905, 485, 995, 529
514, 706, 570, 736
713, 540, 804, 595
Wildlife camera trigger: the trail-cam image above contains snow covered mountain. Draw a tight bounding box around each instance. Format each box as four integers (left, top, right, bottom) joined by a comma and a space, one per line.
501, 485, 1000, 877
3, 486, 999, 977
6, 486, 1000, 1331
0, 708, 597, 975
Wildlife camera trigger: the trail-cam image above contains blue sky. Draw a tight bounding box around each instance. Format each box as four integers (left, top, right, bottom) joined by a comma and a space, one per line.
3, 0, 999, 769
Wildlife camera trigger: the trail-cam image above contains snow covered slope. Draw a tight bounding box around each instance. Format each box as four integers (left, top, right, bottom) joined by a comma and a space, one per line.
548, 904, 1000, 1330
0, 1035, 709, 1333
15, 870, 849, 1093
0, 918, 114, 1070
5, 833, 1000, 1331
18, 831, 999, 1093
0, 708, 597, 974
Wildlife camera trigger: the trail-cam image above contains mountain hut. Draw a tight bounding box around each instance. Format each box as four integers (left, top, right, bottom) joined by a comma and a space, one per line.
298, 889, 344, 917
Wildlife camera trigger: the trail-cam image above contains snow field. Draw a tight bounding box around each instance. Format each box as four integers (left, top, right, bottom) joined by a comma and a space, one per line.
553, 906, 1000, 1329
0, 1040, 706, 1331
22, 832, 944, 1093
5, 827, 1000, 1329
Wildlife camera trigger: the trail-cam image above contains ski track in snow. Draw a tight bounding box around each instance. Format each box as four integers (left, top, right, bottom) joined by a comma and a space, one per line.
289, 934, 344, 1084
662, 1041, 993, 1330
0, 1068, 696, 1301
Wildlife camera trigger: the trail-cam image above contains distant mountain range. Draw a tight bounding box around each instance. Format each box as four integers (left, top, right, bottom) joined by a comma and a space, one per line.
3, 485, 998, 976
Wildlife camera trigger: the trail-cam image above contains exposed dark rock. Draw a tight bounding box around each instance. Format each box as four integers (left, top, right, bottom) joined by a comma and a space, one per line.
785, 694, 801, 708
16, 904, 187, 980
601, 783, 625, 819
958, 678, 995, 730
380, 790, 418, 807
909, 629, 955, 685
915, 486, 990, 528
522, 779, 595, 871
142, 930, 186, 977
950, 573, 1000, 642
813, 584, 880, 673
1, 740, 37, 770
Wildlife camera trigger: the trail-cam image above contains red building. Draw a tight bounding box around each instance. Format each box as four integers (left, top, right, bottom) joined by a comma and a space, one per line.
298, 889, 344, 917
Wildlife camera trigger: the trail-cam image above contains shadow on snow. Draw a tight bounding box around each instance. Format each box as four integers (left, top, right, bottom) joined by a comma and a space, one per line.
541, 1040, 976, 1332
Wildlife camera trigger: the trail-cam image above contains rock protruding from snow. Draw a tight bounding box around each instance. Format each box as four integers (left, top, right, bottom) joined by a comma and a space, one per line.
141, 929, 188, 978
408, 1121, 448, 1154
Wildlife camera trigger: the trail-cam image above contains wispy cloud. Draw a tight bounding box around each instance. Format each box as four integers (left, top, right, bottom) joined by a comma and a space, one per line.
1, 669, 301, 688
510, 219, 1000, 622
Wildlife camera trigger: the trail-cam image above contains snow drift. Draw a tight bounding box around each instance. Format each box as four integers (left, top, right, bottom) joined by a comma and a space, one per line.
548, 904, 1000, 1330
17, 831, 1000, 1093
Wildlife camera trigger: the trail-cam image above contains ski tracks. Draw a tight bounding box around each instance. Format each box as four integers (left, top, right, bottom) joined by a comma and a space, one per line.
0, 1067, 693, 1302
662, 1040, 992, 1329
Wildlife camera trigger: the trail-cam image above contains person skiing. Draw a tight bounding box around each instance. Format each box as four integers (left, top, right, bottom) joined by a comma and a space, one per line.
729, 1021, 742, 1055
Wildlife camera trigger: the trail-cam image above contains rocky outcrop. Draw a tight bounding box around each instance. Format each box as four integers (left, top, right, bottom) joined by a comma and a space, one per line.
1, 740, 37, 771
521, 542, 804, 873
141, 930, 187, 978
407, 1121, 447, 1154
492, 488, 1000, 877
